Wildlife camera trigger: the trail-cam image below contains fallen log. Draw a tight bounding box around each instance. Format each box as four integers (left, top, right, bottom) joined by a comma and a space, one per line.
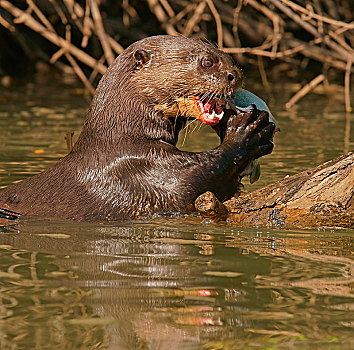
196, 152, 354, 229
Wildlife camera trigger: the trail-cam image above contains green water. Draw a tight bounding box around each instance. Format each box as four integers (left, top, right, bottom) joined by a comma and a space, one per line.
0, 76, 353, 349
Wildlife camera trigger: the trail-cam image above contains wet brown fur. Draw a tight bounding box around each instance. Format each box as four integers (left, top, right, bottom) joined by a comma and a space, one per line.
0, 35, 274, 222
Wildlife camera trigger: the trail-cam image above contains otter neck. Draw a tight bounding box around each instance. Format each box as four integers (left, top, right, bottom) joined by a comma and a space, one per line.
75, 89, 179, 150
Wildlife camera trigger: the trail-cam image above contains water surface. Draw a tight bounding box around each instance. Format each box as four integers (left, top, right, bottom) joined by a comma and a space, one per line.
0, 76, 353, 349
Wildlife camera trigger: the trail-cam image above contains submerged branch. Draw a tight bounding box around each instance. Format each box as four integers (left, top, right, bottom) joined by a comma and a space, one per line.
285, 74, 325, 109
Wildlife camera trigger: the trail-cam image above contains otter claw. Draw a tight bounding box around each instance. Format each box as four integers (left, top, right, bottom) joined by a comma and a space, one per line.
233, 105, 255, 114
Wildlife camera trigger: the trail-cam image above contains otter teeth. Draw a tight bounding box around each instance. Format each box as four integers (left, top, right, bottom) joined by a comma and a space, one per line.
194, 96, 226, 124
208, 110, 224, 120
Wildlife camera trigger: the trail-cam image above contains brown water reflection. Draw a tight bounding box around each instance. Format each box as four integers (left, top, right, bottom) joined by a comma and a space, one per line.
0, 76, 353, 349
0, 218, 353, 349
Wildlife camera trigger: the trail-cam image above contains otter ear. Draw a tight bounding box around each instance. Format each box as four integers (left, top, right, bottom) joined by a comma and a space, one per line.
134, 49, 151, 68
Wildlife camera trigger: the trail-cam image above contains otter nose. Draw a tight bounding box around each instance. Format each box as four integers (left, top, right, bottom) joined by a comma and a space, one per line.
227, 69, 243, 86
228, 72, 236, 83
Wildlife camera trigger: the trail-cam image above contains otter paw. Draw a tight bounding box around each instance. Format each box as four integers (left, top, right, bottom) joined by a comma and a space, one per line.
224, 107, 275, 160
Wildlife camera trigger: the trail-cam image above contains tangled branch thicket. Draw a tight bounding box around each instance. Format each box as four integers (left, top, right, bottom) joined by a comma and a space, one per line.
0, 0, 353, 109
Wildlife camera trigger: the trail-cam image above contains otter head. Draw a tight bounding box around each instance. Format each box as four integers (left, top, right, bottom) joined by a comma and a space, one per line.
82, 35, 243, 145
129, 35, 243, 125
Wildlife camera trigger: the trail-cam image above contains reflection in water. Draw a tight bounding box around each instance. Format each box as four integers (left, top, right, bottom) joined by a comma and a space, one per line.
0, 244, 110, 349
0, 219, 352, 349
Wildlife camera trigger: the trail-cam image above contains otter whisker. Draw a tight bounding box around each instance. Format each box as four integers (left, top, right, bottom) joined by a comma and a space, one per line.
192, 120, 204, 134
181, 118, 200, 146
181, 122, 189, 146
182, 118, 198, 132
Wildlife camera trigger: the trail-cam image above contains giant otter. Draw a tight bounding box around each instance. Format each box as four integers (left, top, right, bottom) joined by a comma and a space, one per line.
0, 35, 275, 222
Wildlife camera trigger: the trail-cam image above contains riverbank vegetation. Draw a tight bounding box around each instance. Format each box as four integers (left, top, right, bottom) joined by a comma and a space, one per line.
0, 0, 352, 110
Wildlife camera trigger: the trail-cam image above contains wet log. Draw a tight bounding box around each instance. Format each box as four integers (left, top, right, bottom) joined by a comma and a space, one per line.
196, 152, 354, 229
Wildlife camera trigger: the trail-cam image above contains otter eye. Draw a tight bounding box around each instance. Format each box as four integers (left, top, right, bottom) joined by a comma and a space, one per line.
201, 58, 214, 68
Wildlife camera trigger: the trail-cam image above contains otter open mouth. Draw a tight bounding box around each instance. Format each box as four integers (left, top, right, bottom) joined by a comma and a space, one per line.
156, 95, 229, 125
193, 96, 226, 125
158, 89, 279, 129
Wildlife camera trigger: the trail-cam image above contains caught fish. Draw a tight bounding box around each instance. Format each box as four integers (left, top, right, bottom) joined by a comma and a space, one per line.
231, 89, 280, 184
